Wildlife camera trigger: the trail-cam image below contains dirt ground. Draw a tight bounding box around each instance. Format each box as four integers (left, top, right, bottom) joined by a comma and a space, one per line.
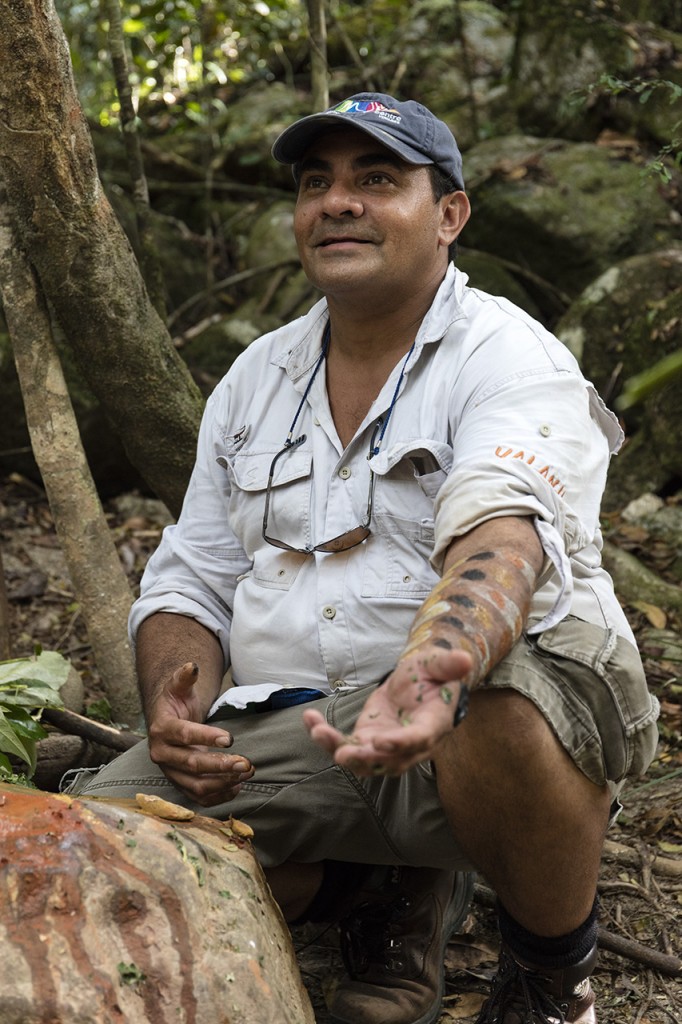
0, 472, 680, 1023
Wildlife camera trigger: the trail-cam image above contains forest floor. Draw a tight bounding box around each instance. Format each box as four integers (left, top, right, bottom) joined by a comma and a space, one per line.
0, 472, 680, 1023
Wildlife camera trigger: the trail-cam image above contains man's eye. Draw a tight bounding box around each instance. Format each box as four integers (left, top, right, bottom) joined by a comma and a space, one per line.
302, 176, 327, 190
366, 172, 391, 185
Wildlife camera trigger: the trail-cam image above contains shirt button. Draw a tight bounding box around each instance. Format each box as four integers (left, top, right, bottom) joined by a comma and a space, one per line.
539, 423, 552, 437
403, 574, 412, 583
331, 679, 345, 690
322, 605, 337, 620
314, 417, 321, 426
339, 466, 352, 479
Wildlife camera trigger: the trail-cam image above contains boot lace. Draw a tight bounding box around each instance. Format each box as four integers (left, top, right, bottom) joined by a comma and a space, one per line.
340, 894, 413, 977
476, 950, 568, 1024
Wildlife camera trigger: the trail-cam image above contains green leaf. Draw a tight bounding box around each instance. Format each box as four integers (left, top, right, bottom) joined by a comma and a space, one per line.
86, 698, 112, 723
616, 348, 682, 410
0, 710, 34, 768
0, 650, 71, 693
5, 710, 48, 742
0, 651, 70, 777
118, 962, 146, 985
0, 681, 64, 709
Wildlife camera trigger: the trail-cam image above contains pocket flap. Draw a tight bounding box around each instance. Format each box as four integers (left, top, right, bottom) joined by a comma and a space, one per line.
227, 448, 313, 492
369, 439, 453, 477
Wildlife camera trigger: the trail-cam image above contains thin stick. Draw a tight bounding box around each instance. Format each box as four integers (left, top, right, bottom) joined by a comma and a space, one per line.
598, 927, 681, 977
42, 707, 143, 752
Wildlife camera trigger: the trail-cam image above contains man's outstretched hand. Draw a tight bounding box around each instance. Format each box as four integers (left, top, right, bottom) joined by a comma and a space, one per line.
147, 661, 254, 806
303, 648, 473, 776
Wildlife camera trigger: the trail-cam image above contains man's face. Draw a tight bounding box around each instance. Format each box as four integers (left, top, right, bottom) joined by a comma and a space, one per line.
293, 128, 456, 304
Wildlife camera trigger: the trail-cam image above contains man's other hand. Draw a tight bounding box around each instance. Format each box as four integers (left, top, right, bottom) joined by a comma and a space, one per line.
147, 660, 254, 806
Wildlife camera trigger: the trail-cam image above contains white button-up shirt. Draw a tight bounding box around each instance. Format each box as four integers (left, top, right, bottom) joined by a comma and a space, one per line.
130, 265, 635, 712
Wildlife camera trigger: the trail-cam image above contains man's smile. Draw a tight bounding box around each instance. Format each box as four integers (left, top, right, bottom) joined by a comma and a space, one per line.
315, 234, 375, 248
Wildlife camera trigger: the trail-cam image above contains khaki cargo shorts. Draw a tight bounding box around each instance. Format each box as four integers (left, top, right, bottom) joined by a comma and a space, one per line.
73, 617, 659, 869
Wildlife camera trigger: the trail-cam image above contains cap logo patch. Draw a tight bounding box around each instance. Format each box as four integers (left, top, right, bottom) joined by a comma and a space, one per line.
333, 99, 402, 124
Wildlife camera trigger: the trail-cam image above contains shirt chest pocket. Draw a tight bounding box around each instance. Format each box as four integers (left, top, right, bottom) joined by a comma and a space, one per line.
362, 439, 452, 600
221, 447, 313, 566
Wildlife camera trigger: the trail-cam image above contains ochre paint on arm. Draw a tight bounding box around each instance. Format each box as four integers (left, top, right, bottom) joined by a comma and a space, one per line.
400, 516, 543, 689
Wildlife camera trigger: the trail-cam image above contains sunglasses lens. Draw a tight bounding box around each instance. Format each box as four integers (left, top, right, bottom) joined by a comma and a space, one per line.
315, 526, 371, 553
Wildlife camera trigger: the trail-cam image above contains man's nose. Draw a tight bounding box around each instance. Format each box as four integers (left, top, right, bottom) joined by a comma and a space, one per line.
321, 182, 363, 217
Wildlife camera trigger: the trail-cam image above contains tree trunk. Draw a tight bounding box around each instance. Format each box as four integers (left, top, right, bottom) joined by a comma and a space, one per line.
102, 0, 168, 321
0, 181, 142, 729
0, 545, 11, 660
0, 783, 315, 1024
306, 0, 329, 111
0, 1, 203, 519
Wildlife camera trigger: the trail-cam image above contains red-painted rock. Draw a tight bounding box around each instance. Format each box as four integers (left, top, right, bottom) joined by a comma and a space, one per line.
0, 783, 314, 1024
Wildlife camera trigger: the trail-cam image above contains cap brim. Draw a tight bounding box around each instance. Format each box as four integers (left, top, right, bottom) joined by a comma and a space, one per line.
272, 113, 433, 168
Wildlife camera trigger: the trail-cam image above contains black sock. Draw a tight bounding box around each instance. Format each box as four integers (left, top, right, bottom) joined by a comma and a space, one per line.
497, 896, 599, 970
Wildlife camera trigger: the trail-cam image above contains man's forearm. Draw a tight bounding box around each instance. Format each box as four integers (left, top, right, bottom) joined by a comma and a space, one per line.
401, 516, 543, 689
135, 612, 225, 724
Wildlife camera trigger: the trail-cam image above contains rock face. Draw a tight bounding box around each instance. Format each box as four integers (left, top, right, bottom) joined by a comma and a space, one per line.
0, 784, 314, 1024
555, 245, 682, 508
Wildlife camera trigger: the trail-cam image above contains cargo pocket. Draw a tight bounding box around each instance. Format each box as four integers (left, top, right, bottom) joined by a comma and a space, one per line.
532, 619, 659, 784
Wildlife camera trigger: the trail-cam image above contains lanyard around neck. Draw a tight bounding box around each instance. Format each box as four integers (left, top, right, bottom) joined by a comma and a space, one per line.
284, 320, 415, 457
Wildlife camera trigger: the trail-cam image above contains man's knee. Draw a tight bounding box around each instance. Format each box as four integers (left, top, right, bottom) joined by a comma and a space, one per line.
434, 686, 610, 822
436, 687, 560, 776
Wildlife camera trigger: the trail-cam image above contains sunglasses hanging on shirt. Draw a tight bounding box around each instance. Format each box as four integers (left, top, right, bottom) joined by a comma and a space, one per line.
262, 321, 415, 554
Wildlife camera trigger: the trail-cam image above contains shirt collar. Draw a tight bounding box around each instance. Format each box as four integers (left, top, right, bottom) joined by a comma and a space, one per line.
271, 264, 468, 389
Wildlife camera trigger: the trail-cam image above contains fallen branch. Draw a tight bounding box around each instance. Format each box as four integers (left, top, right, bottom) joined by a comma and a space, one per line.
598, 927, 681, 977
42, 707, 144, 752
602, 838, 682, 878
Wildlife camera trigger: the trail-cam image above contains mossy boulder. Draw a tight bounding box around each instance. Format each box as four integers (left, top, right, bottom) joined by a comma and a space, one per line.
463, 135, 680, 310
555, 246, 682, 508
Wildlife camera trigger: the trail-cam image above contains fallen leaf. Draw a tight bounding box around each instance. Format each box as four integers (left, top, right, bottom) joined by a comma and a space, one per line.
596, 129, 640, 151
445, 936, 498, 972
135, 793, 195, 821
632, 601, 667, 629
441, 990, 487, 1019
657, 841, 682, 856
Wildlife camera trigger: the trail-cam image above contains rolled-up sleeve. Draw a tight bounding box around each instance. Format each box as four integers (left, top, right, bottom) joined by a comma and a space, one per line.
431, 366, 622, 631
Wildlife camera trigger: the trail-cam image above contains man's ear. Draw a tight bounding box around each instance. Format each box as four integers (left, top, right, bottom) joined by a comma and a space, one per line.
438, 191, 471, 249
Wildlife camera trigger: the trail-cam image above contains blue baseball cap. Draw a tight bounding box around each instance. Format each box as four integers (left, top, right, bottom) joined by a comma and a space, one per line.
272, 92, 465, 190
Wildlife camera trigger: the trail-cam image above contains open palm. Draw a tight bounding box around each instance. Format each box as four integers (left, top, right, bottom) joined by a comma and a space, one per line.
303, 648, 472, 776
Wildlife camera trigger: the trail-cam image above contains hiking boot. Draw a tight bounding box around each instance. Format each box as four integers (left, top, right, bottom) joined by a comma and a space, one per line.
328, 866, 474, 1024
475, 942, 598, 1023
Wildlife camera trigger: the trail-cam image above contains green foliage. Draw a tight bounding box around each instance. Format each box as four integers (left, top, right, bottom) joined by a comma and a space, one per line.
86, 696, 113, 723
572, 73, 682, 182
616, 349, 682, 411
57, 0, 307, 128
591, 72, 682, 106
0, 650, 69, 781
